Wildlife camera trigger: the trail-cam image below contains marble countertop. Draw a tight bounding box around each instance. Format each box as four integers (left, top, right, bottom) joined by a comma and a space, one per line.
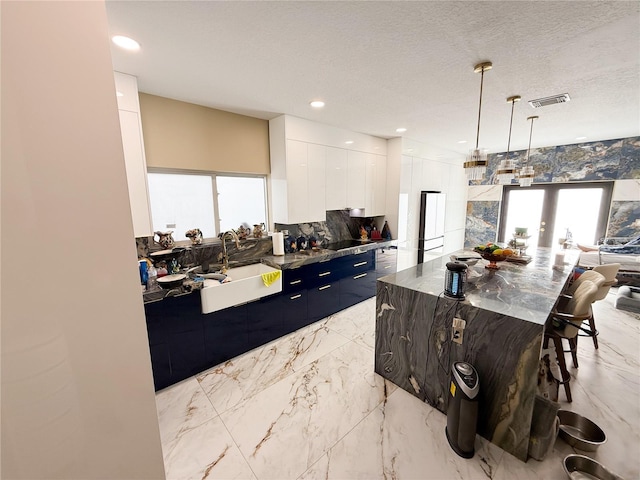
261, 239, 395, 270
378, 247, 580, 325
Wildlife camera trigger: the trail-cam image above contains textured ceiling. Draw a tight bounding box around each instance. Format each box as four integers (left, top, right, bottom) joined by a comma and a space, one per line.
106, 1, 640, 160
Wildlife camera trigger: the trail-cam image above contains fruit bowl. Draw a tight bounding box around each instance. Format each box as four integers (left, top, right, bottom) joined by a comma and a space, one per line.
474, 248, 510, 270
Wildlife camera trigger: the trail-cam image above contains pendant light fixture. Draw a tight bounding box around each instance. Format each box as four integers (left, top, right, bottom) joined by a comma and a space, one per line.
464, 61, 492, 181
496, 95, 520, 184
519, 115, 538, 187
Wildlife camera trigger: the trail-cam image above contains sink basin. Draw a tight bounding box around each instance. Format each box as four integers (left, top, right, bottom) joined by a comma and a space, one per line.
200, 263, 282, 314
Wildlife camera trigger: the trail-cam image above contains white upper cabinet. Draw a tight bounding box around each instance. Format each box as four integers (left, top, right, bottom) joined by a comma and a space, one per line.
270, 117, 327, 224
347, 150, 367, 209
325, 146, 348, 210
365, 153, 387, 216
113, 72, 153, 237
269, 115, 388, 223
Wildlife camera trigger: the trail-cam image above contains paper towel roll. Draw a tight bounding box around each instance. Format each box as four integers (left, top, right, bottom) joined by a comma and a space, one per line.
272, 232, 285, 256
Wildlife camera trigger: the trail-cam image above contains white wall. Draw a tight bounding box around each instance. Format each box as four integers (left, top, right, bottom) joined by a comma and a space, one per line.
1, 2, 165, 478
390, 139, 467, 271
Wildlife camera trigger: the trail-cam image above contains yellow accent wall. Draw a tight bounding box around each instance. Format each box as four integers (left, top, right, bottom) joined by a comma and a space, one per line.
139, 93, 270, 174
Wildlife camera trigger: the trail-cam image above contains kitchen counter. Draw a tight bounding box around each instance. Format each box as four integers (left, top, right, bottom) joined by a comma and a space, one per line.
375, 247, 579, 461
262, 239, 395, 270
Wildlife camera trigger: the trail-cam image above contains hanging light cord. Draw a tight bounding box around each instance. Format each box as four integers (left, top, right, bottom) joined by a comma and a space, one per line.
525, 116, 536, 164
505, 99, 516, 161
475, 66, 486, 150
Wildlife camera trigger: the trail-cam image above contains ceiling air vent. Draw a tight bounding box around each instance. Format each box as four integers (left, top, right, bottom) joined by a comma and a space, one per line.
528, 93, 571, 108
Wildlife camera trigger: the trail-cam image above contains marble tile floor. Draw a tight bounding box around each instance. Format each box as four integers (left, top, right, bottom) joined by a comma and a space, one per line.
155, 289, 640, 479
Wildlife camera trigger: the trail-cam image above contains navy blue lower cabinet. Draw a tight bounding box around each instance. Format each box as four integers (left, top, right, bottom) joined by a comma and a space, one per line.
149, 343, 171, 391
339, 269, 376, 309
281, 289, 309, 332
203, 304, 248, 368
307, 282, 340, 323
247, 293, 286, 350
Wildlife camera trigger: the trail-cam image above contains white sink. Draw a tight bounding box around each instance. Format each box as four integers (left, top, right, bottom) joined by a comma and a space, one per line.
200, 263, 282, 314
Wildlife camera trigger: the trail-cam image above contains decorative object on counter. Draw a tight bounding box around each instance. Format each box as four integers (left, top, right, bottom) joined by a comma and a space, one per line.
253, 223, 265, 238
360, 225, 368, 240
169, 257, 180, 274
185, 228, 203, 245
371, 226, 382, 240
473, 242, 515, 270
308, 236, 318, 248
236, 225, 249, 240
272, 231, 285, 256
296, 235, 308, 251
381, 221, 392, 240
284, 234, 297, 254
464, 61, 492, 181
153, 230, 175, 250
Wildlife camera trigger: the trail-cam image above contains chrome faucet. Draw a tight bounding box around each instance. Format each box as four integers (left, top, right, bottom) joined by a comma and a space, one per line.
221, 230, 240, 272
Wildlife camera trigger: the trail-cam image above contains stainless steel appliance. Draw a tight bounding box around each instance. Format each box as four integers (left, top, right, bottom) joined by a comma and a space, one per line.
418, 191, 446, 263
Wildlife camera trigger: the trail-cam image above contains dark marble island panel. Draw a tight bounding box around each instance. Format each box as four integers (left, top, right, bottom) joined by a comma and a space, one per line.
374, 248, 579, 461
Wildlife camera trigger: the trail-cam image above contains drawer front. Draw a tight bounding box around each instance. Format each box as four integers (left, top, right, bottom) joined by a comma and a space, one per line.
307, 282, 341, 323
339, 270, 376, 309
337, 250, 375, 277
308, 259, 340, 287
282, 266, 310, 293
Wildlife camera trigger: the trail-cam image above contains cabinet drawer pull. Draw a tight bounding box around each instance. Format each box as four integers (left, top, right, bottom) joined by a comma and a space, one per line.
318, 285, 331, 291
353, 273, 368, 280
318, 271, 331, 277
290, 279, 302, 285
353, 261, 368, 267
290, 294, 302, 300
385, 265, 391, 269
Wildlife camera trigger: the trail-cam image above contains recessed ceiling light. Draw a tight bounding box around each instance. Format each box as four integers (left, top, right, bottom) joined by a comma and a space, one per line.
396, 127, 407, 133
345, 140, 354, 145
458, 140, 467, 144
310, 100, 325, 108
576, 136, 587, 141
112, 35, 141, 51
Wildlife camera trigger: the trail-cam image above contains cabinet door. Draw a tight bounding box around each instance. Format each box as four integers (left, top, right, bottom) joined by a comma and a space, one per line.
374, 154, 387, 216
285, 139, 309, 224
118, 109, 153, 237
203, 304, 248, 367
347, 150, 366, 209
149, 343, 171, 391
325, 146, 348, 210
247, 293, 287, 350
308, 282, 340, 323
339, 271, 376, 310
307, 144, 326, 221
376, 247, 398, 277
281, 289, 309, 332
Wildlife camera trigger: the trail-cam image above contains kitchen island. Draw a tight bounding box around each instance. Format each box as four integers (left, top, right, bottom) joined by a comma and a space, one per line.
374, 248, 580, 461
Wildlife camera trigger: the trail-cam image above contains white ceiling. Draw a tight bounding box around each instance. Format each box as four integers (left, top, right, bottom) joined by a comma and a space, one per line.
106, 1, 640, 161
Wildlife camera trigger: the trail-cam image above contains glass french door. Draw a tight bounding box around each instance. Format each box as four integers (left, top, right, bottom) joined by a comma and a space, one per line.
498, 182, 613, 249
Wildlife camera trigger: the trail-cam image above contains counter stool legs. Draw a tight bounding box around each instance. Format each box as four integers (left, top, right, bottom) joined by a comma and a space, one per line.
544, 333, 573, 403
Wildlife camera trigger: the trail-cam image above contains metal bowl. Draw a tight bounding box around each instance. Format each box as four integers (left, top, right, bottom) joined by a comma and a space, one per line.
563, 455, 624, 480
557, 410, 606, 451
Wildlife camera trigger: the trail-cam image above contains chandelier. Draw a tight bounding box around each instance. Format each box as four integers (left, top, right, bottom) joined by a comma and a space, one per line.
495, 95, 520, 184
464, 62, 492, 181
518, 115, 538, 187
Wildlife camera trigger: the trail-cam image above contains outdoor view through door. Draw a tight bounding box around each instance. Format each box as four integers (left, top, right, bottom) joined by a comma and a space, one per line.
498, 182, 614, 250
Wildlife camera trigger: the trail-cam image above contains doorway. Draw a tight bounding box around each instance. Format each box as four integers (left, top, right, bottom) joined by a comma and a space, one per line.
498, 182, 613, 249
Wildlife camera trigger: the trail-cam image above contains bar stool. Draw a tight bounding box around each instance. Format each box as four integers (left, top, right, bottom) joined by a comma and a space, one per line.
567, 264, 620, 349
545, 280, 599, 402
